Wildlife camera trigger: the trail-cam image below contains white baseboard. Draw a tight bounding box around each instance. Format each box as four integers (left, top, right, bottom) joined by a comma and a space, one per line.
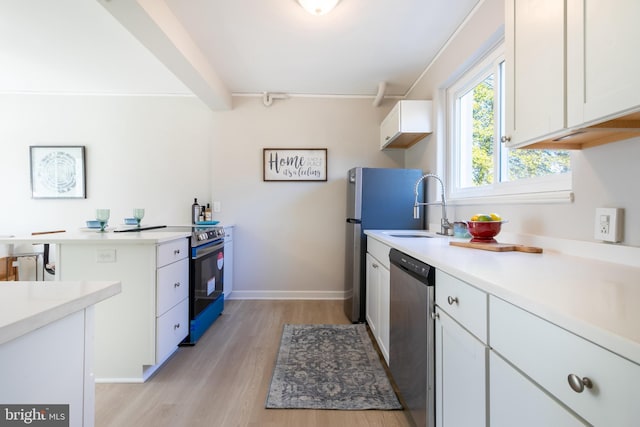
226, 290, 346, 300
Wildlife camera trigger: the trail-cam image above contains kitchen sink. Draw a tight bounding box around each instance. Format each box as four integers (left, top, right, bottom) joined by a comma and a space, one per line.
381, 230, 440, 238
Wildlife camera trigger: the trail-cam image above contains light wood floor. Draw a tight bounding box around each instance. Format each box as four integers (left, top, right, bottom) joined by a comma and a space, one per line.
95, 300, 411, 427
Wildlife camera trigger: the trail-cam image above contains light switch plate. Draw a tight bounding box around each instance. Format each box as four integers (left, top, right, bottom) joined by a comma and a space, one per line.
594, 208, 623, 243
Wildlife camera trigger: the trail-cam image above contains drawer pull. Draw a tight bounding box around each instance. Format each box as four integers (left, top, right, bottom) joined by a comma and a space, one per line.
174, 249, 180, 255
174, 282, 181, 288
372, 263, 378, 269
567, 374, 593, 393
447, 296, 458, 305
431, 311, 440, 320
174, 323, 181, 330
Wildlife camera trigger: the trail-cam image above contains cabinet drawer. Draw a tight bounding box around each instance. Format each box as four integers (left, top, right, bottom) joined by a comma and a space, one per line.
157, 258, 189, 316
367, 238, 391, 269
157, 238, 188, 268
490, 296, 640, 426
156, 298, 188, 362
436, 270, 487, 343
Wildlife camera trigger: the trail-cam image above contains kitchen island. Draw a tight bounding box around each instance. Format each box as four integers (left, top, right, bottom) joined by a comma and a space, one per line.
0, 230, 193, 383
0, 280, 121, 427
366, 230, 640, 426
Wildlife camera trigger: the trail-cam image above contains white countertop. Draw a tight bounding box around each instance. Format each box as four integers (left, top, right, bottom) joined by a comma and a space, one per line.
0, 230, 191, 245
0, 281, 121, 345
366, 230, 640, 365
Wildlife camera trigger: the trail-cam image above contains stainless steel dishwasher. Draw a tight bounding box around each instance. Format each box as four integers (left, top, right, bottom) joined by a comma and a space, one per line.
389, 248, 435, 427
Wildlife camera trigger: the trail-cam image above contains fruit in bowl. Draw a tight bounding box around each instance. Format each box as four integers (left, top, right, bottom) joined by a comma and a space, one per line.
467, 213, 505, 243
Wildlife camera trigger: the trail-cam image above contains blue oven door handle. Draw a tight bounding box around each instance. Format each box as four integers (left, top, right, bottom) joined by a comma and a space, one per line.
192, 240, 224, 259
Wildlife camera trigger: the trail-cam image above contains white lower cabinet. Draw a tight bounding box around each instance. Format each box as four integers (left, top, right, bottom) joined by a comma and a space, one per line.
0, 308, 95, 426
433, 274, 640, 427
155, 247, 189, 362
58, 237, 189, 382
490, 351, 586, 427
435, 271, 488, 427
377, 264, 390, 361
365, 238, 391, 364
365, 253, 380, 339
223, 226, 234, 297
490, 296, 640, 426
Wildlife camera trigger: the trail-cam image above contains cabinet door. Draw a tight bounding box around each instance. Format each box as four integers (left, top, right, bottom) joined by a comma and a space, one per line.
223, 239, 234, 297
567, 0, 640, 126
435, 308, 487, 427
505, 0, 565, 147
365, 254, 380, 339
490, 351, 587, 427
378, 264, 390, 364
380, 103, 400, 148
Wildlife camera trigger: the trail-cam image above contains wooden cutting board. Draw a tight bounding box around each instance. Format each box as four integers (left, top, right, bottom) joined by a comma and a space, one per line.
450, 241, 543, 253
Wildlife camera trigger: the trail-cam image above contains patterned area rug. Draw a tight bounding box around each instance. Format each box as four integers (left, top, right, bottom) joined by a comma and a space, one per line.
265, 324, 402, 410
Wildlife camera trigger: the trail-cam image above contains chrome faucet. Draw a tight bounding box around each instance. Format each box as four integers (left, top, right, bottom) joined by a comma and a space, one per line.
413, 173, 453, 236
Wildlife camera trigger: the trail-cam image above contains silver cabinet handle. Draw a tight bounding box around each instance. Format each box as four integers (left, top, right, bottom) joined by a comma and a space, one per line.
431, 311, 440, 320
385, 136, 391, 140
500, 136, 511, 143
174, 282, 181, 288
174, 323, 181, 330
372, 263, 379, 269
174, 249, 180, 255
567, 374, 593, 393
447, 296, 458, 305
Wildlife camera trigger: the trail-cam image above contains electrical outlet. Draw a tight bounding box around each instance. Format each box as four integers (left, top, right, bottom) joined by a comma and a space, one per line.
594, 208, 623, 243
213, 201, 221, 213
96, 248, 117, 263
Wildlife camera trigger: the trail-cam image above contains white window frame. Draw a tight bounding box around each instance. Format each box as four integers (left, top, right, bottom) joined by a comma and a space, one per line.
445, 42, 573, 206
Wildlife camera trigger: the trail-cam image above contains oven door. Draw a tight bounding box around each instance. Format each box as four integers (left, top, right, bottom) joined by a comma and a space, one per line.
191, 240, 224, 319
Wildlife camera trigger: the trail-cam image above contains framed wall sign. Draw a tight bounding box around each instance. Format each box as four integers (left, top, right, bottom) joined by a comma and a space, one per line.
263, 148, 327, 182
30, 145, 86, 199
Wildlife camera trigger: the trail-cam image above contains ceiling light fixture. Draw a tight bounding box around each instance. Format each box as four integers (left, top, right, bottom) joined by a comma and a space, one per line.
297, 0, 341, 16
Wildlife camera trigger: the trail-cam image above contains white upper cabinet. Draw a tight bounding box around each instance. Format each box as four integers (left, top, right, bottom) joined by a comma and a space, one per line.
380, 100, 432, 149
505, 0, 640, 149
566, 0, 640, 127
505, 0, 565, 147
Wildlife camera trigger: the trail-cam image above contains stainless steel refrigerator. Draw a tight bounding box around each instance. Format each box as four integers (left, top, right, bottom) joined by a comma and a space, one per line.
344, 167, 425, 322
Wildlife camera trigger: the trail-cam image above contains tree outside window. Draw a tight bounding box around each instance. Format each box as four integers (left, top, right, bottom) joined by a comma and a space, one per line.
450, 46, 570, 198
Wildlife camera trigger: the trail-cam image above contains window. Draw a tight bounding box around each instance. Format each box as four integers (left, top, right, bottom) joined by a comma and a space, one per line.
447, 43, 571, 202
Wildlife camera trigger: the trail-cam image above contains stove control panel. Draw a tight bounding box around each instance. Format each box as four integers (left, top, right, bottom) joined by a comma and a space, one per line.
192, 227, 225, 246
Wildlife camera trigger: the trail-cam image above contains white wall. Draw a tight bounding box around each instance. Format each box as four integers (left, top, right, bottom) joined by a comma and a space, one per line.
0, 93, 403, 295
0, 94, 213, 253
210, 96, 403, 297
405, 0, 640, 247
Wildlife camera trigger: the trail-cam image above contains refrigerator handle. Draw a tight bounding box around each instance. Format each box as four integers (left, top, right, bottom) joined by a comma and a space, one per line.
346, 218, 362, 224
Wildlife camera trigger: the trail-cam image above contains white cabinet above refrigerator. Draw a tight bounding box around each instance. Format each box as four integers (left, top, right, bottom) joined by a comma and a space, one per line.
380, 100, 433, 149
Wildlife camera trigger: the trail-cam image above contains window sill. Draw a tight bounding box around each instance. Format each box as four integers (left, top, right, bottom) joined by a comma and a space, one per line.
448, 190, 574, 206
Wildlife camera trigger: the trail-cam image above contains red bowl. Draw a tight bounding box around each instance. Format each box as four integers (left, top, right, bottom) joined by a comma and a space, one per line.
466, 221, 503, 243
